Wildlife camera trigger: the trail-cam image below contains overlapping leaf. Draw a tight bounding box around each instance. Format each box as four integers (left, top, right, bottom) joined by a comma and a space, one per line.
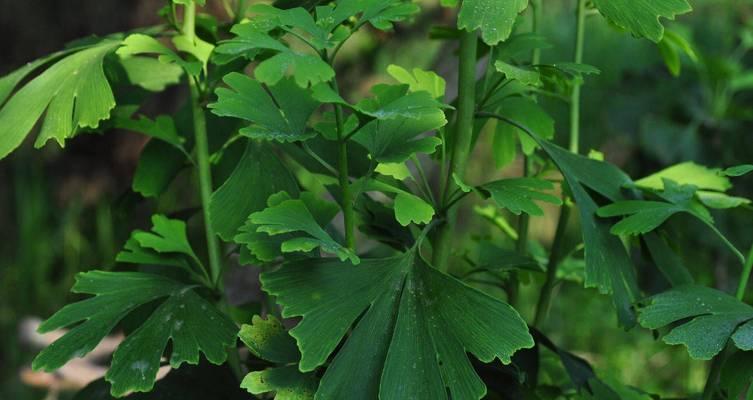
592, 0, 693, 43
457, 0, 529, 45
210, 73, 319, 142
639, 285, 753, 359
0, 39, 120, 160
480, 178, 562, 216
261, 250, 534, 399
32, 271, 237, 397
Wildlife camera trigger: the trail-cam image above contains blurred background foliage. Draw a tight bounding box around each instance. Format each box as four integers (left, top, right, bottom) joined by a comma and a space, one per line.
0, 0, 751, 399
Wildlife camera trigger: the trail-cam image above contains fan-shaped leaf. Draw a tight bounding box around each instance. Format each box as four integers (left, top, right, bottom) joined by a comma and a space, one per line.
481, 178, 562, 216
592, 0, 692, 43
261, 251, 534, 399
457, 0, 529, 45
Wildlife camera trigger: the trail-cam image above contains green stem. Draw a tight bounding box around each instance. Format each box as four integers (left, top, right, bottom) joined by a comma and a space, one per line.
735, 244, 753, 300
531, 0, 543, 65
184, 2, 222, 287
330, 79, 356, 250
533, 0, 585, 325
702, 351, 726, 400
432, 29, 478, 272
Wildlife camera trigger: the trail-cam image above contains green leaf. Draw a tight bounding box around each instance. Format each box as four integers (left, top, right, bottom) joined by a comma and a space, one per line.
118, 56, 184, 92
597, 200, 687, 235
356, 178, 435, 227
351, 85, 447, 163
32, 271, 237, 396
457, 0, 529, 45
241, 366, 318, 400
494, 61, 541, 86
132, 139, 188, 198
639, 285, 753, 359
117, 34, 202, 76
491, 97, 554, 156
697, 191, 751, 209
132, 215, 200, 261
239, 315, 299, 364
375, 162, 412, 181
261, 251, 534, 399
536, 139, 640, 327
657, 29, 698, 77
210, 140, 299, 240
216, 23, 334, 87
323, 0, 420, 32
720, 352, 753, 400
496, 33, 552, 61
210, 73, 320, 142
0, 39, 120, 160
386, 65, 446, 99
481, 178, 562, 216
592, 0, 692, 43
113, 113, 185, 150
642, 232, 694, 287
723, 164, 753, 177
634, 162, 731, 192
249, 194, 359, 264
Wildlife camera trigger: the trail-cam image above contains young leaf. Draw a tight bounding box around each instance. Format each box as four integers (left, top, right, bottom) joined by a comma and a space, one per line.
494, 61, 541, 87
592, 0, 692, 43
0, 39, 120, 160
118, 56, 183, 91
357, 178, 435, 227
261, 251, 534, 399
32, 271, 237, 397
322, 0, 420, 32
639, 285, 753, 359
210, 140, 300, 240
117, 34, 202, 76
249, 194, 358, 264
239, 315, 299, 364
386, 65, 447, 99
210, 73, 320, 142
634, 161, 731, 192
490, 97, 554, 156
457, 0, 529, 45
480, 178, 562, 216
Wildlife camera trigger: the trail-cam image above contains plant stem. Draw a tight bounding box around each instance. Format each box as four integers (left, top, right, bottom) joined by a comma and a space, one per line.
531, 0, 543, 65
735, 244, 753, 300
182, 2, 222, 287
330, 79, 356, 250
432, 29, 478, 272
533, 0, 586, 325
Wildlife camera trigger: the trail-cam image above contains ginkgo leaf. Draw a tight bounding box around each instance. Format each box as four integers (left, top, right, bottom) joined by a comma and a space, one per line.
113, 113, 185, 151
634, 161, 731, 192
592, 0, 692, 43
480, 178, 562, 216
215, 23, 334, 87
535, 138, 640, 327
132, 214, 200, 261
117, 34, 202, 76
248, 193, 358, 264
375, 162, 412, 181
357, 178, 435, 227
386, 65, 446, 99
351, 84, 447, 163
639, 285, 753, 359
597, 201, 688, 236
697, 191, 751, 209
261, 250, 534, 399
494, 61, 541, 87
210, 73, 319, 142
118, 56, 183, 91
457, 0, 529, 45
238, 315, 319, 399
210, 140, 300, 240
490, 97, 554, 157
723, 164, 753, 177
0, 39, 120, 160
241, 366, 318, 400
32, 271, 237, 397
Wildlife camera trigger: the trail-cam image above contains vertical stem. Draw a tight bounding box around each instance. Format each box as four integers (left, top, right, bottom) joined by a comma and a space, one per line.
533, 0, 586, 326
183, 1, 222, 286
735, 244, 753, 300
432, 29, 478, 272
531, 0, 543, 65
331, 79, 356, 250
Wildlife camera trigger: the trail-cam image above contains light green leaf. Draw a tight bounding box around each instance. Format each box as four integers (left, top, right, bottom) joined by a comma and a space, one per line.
375, 162, 412, 181
132, 214, 199, 261
481, 178, 562, 216
592, 0, 692, 43
32, 271, 237, 397
118, 56, 183, 91
113, 113, 185, 150
117, 34, 201, 76
634, 161, 731, 192
210, 73, 320, 142
657, 29, 698, 77
639, 285, 753, 359
210, 140, 299, 240
491, 97, 554, 155
249, 194, 358, 264
241, 366, 318, 400
457, 0, 529, 45
0, 40, 119, 160
261, 251, 534, 399
386, 65, 446, 99
697, 191, 751, 209
172, 33, 215, 73
394, 193, 434, 226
